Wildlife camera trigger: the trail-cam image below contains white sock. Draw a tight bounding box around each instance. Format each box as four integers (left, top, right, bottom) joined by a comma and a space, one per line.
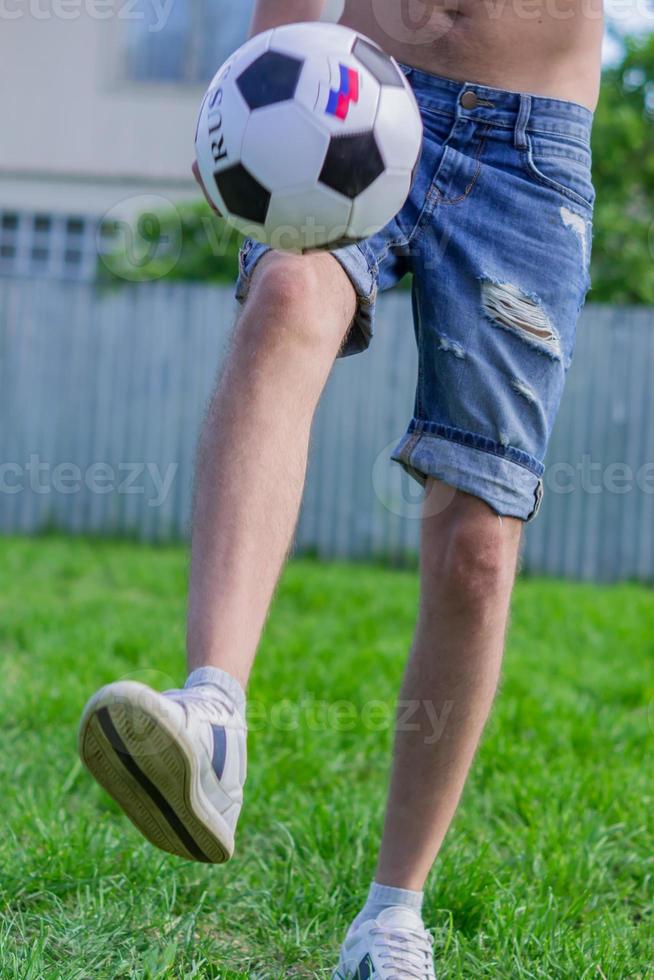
183, 666, 246, 717
351, 881, 424, 932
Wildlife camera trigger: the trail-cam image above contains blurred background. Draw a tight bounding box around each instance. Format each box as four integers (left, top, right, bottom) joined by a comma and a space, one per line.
1, 0, 654, 579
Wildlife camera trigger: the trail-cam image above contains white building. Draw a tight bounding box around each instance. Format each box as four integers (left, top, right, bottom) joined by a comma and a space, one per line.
0, 0, 342, 280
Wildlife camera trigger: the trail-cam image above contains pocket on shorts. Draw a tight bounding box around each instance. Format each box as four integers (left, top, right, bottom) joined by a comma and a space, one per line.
523, 132, 595, 212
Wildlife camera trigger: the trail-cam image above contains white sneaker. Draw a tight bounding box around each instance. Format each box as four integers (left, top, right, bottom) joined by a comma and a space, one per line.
333, 907, 436, 980
78, 680, 246, 863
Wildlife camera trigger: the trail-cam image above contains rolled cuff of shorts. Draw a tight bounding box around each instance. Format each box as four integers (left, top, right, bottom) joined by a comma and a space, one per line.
234, 238, 378, 358
329, 241, 377, 356
234, 238, 270, 305
392, 421, 544, 522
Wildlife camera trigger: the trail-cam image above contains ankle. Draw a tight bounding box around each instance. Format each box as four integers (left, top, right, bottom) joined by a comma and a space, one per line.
351, 880, 424, 932
184, 666, 246, 717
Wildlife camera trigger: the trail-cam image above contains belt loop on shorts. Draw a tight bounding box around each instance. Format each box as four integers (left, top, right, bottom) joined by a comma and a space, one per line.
514, 94, 531, 149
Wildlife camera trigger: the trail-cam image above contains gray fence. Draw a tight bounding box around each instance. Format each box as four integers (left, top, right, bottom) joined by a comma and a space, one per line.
1, 277, 653, 582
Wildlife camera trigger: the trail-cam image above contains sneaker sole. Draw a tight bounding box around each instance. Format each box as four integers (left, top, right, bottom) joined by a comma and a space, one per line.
78, 681, 233, 864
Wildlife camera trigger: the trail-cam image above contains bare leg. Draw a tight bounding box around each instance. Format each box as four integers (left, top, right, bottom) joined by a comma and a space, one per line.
187, 251, 356, 688
375, 484, 523, 891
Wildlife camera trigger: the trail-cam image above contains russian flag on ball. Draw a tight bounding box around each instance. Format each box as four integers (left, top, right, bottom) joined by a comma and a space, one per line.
326, 64, 360, 120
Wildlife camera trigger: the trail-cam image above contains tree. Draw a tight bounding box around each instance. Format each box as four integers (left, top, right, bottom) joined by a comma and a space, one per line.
590, 32, 654, 303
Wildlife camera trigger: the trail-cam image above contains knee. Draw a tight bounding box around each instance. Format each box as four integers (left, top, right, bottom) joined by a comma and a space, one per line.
423, 505, 519, 608
251, 255, 317, 313
244, 253, 355, 352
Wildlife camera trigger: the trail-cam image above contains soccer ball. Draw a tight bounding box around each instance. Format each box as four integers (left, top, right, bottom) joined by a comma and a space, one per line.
194, 22, 423, 251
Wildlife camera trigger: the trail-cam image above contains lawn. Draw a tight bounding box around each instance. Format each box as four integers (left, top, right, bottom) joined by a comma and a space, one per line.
0, 537, 652, 979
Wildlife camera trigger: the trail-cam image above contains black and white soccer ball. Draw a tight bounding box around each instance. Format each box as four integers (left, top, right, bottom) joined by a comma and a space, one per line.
195, 22, 423, 251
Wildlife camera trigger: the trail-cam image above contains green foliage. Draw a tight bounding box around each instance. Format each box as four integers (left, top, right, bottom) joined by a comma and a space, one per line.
97, 201, 242, 286
591, 33, 654, 304
1, 537, 653, 977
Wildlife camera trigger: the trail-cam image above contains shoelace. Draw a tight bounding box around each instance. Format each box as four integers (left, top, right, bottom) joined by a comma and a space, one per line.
370, 925, 435, 980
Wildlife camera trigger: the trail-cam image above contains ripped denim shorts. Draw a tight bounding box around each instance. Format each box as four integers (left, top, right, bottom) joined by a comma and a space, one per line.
236, 65, 595, 521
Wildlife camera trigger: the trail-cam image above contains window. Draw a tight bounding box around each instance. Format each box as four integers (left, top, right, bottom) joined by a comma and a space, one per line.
0, 213, 19, 272
124, 0, 254, 85
0, 211, 99, 280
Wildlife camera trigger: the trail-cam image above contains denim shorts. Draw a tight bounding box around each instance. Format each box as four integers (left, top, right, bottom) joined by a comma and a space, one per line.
235, 65, 595, 521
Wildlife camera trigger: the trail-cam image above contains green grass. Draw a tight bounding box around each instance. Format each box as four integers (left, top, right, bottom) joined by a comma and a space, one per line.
0, 537, 652, 979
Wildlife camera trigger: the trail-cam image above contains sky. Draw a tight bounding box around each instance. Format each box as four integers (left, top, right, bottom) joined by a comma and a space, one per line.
603, 0, 654, 61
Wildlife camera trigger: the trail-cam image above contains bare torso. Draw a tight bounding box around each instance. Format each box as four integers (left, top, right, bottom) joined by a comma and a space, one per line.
340, 0, 604, 110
